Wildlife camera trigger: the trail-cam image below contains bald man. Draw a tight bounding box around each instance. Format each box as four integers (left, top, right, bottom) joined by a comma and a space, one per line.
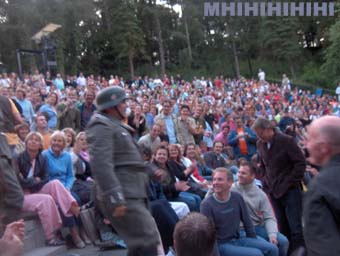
304, 116, 340, 256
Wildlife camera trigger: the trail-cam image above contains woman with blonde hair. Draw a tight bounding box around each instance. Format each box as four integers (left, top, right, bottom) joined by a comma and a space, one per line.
70, 132, 93, 205
42, 130, 86, 248
62, 128, 76, 151
14, 132, 79, 246
153, 144, 202, 211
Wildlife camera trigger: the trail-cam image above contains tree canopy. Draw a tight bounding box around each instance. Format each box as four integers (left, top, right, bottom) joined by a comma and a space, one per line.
0, 0, 339, 87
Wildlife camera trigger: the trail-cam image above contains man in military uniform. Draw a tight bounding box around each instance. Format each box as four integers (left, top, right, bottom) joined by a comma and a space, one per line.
86, 86, 160, 256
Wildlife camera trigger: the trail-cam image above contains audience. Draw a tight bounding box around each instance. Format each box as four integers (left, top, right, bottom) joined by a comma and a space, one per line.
1, 70, 340, 254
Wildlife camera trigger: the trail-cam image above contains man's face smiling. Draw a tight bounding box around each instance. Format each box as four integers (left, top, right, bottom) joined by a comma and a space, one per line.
213, 171, 232, 196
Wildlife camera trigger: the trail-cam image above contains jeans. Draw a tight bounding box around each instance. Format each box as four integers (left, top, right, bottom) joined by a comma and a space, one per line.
174, 192, 201, 212
218, 237, 278, 256
254, 226, 289, 256
150, 199, 178, 252
269, 187, 304, 253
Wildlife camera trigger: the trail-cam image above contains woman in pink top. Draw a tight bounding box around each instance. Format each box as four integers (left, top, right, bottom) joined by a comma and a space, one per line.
184, 143, 212, 185
214, 122, 230, 146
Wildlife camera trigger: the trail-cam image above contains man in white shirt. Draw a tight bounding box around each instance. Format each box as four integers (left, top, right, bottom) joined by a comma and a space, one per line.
258, 69, 266, 84
138, 123, 161, 154
335, 82, 340, 102
76, 72, 87, 87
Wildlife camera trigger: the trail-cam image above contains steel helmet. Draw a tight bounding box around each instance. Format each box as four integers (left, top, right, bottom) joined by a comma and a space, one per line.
95, 86, 128, 111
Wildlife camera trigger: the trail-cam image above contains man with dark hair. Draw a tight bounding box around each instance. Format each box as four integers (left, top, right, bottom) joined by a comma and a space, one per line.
232, 160, 289, 256
193, 105, 207, 145
204, 141, 230, 170
304, 116, 340, 256
252, 117, 306, 253
154, 99, 178, 144
78, 90, 96, 131
35, 113, 51, 150
278, 110, 295, 133
175, 105, 196, 146
138, 123, 161, 154
57, 89, 81, 131
228, 116, 257, 161
173, 212, 216, 256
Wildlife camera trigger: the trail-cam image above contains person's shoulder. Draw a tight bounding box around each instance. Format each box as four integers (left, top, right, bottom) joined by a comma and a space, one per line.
254, 184, 268, 198
204, 151, 214, 157
71, 106, 80, 113
86, 113, 111, 128
306, 170, 340, 202
188, 116, 195, 122
39, 104, 47, 110
154, 113, 163, 119
12, 150, 25, 161
41, 149, 50, 157
167, 159, 177, 167
230, 190, 242, 200
201, 194, 215, 206
245, 126, 254, 133
274, 131, 293, 143
138, 134, 150, 142
228, 129, 236, 135
316, 164, 340, 187
61, 150, 72, 158
231, 182, 238, 191
38, 151, 47, 161
256, 138, 265, 148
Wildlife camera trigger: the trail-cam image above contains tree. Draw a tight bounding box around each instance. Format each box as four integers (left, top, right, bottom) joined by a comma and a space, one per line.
260, 17, 302, 78
113, 2, 146, 78
322, 18, 340, 85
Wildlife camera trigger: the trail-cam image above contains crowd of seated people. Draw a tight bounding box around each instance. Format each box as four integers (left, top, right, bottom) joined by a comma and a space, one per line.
1, 70, 340, 255
14, 131, 80, 246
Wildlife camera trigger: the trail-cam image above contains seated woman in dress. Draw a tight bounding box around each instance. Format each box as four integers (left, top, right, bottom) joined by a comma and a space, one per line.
42, 130, 87, 248
70, 132, 93, 206
168, 144, 206, 199
14, 132, 79, 246
184, 143, 212, 183
141, 145, 179, 253
152, 145, 201, 212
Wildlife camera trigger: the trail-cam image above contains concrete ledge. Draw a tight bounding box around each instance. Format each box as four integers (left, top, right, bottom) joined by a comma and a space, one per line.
24, 245, 67, 256
23, 218, 46, 252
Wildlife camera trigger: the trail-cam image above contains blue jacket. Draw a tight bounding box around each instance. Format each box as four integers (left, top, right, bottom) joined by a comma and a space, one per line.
228, 127, 257, 160
39, 104, 57, 129
43, 148, 74, 190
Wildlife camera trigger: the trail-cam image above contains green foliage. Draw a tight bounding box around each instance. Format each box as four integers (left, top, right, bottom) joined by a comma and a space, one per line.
300, 62, 329, 87
0, 0, 339, 88
322, 18, 340, 86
